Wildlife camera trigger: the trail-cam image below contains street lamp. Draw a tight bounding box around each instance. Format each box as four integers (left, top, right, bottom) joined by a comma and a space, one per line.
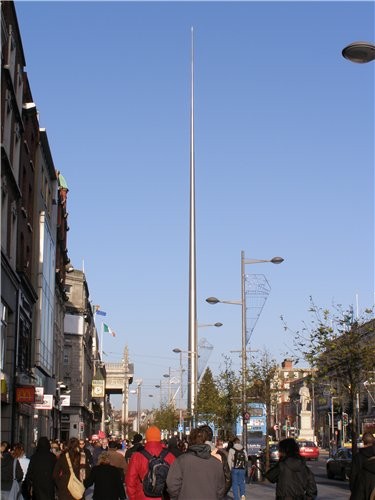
163, 371, 172, 404
172, 348, 190, 437
342, 41, 375, 63
206, 251, 284, 449
130, 379, 142, 433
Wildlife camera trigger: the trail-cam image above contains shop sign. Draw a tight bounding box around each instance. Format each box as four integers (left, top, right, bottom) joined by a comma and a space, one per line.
60, 394, 71, 406
35, 394, 53, 410
16, 386, 35, 403
1, 374, 9, 402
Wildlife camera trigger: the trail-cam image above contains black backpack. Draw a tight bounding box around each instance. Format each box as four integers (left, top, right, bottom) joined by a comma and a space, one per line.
233, 448, 247, 469
140, 448, 170, 498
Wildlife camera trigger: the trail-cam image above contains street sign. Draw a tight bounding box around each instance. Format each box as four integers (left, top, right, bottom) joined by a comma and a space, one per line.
178, 424, 184, 432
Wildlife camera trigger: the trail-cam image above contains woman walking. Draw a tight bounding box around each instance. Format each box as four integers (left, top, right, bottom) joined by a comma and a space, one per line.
53, 437, 90, 499
84, 451, 126, 500
24, 436, 57, 500
265, 438, 317, 500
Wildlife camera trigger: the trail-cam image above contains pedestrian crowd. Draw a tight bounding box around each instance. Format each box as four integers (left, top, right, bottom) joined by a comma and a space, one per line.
1, 427, 374, 500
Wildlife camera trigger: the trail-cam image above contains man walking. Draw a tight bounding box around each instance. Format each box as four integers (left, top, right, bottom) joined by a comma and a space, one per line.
228, 437, 247, 500
350, 431, 375, 500
126, 426, 175, 499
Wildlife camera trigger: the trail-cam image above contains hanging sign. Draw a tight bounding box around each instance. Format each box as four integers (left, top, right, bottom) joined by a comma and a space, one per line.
16, 386, 35, 403
35, 394, 53, 410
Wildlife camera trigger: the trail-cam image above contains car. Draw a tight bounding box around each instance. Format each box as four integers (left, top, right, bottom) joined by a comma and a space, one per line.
269, 443, 279, 462
326, 447, 352, 480
297, 440, 319, 460
259, 443, 279, 463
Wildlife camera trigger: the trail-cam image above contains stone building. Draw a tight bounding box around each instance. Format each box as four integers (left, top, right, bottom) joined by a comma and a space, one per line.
1, 1, 37, 447
61, 270, 96, 441
1, 1, 72, 448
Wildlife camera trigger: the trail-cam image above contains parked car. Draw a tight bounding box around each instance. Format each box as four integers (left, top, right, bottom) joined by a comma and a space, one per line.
269, 443, 279, 463
297, 440, 319, 460
259, 443, 279, 464
326, 447, 352, 480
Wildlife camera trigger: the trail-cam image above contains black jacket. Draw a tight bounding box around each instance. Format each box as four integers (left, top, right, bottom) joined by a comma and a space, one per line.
350, 445, 375, 500
125, 442, 144, 463
24, 442, 57, 500
84, 463, 126, 500
0, 453, 23, 491
265, 456, 317, 500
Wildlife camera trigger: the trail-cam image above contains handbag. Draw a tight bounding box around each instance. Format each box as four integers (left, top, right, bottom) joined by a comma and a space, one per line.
66, 453, 85, 500
8, 458, 21, 500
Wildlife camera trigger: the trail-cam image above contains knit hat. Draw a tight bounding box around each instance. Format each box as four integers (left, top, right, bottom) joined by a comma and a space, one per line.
145, 426, 161, 442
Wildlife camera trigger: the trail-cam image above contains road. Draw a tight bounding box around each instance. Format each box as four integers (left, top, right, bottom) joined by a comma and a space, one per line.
85, 450, 351, 500
226, 450, 351, 500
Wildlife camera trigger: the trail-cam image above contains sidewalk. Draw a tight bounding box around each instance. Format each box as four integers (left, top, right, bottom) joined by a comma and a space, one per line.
226, 479, 276, 500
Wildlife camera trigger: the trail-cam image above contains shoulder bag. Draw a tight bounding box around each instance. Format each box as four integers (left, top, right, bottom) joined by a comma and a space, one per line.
66, 453, 85, 500
8, 458, 21, 500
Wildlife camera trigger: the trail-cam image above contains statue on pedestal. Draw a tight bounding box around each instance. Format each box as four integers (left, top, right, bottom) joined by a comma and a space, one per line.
299, 381, 311, 412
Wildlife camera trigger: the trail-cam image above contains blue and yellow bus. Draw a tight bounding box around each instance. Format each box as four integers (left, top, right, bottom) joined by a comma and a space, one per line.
236, 402, 267, 455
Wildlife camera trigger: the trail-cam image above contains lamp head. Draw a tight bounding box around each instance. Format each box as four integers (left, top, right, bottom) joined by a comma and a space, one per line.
342, 41, 375, 63
206, 297, 220, 305
173, 348, 182, 353
270, 256, 284, 264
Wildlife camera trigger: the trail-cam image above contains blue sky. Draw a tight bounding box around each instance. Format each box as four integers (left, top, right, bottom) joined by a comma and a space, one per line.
16, 1, 374, 411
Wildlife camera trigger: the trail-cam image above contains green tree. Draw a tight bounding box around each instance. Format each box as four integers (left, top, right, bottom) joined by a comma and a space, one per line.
248, 349, 279, 471
152, 402, 178, 434
282, 298, 374, 454
215, 356, 241, 439
196, 367, 220, 426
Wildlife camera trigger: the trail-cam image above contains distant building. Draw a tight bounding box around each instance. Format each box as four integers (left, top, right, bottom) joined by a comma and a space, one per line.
61, 270, 96, 441
272, 359, 312, 438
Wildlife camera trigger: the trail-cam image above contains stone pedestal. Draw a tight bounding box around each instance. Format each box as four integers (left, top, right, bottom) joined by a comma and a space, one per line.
299, 411, 314, 441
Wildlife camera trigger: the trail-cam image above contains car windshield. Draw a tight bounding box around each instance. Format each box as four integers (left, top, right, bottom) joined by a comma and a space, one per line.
299, 441, 316, 447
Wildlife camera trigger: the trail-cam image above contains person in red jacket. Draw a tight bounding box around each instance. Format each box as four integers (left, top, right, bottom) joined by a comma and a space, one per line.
125, 426, 176, 500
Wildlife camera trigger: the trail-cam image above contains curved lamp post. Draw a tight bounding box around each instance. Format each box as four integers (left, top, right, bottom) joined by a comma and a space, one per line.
342, 41, 375, 63
206, 251, 284, 448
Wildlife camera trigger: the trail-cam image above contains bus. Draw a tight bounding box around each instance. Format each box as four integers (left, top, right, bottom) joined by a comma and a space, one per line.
247, 403, 267, 456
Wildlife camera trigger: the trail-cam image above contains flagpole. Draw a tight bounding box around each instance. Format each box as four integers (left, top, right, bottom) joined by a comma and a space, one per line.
100, 321, 103, 360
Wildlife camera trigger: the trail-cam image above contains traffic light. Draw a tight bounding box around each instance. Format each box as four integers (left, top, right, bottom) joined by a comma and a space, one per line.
342, 413, 349, 426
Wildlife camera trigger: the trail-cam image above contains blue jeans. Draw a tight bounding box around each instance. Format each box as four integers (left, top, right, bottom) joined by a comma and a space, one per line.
231, 468, 246, 500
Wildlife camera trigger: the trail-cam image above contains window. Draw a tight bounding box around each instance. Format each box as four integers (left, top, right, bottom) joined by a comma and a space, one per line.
63, 346, 71, 365
1, 304, 8, 371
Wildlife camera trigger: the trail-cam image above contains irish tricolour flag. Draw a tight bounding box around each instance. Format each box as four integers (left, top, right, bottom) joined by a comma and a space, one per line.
103, 323, 116, 337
